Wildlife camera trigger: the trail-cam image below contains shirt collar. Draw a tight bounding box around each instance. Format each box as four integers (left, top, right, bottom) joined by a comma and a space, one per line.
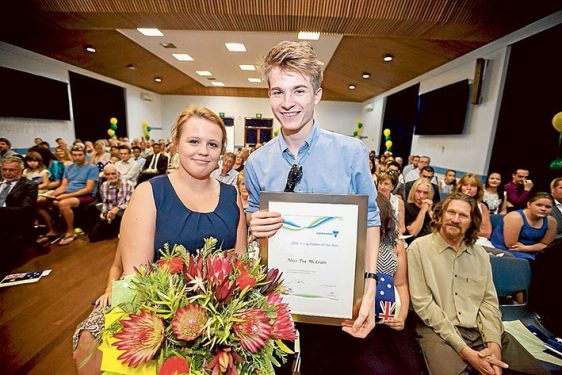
432, 232, 472, 255
278, 121, 319, 163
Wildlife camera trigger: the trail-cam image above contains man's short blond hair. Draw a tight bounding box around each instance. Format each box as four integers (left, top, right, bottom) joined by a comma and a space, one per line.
259, 41, 324, 92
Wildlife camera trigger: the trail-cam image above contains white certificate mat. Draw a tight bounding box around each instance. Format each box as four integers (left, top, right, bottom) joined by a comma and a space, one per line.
261, 193, 367, 326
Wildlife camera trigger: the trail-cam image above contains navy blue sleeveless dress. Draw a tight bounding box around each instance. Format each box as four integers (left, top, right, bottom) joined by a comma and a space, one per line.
150, 175, 239, 259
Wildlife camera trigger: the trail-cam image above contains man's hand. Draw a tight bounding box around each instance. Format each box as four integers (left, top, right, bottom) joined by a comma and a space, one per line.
384, 316, 405, 331
480, 342, 507, 375
341, 293, 375, 338
249, 210, 284, 238
460, 346, 508, 375
523, 179, 534, 191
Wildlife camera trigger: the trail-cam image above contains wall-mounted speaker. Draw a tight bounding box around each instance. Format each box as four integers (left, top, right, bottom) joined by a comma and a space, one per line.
471, 58, 486, 105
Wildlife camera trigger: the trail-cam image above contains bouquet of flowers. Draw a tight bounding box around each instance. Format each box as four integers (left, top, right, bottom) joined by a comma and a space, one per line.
102, 238, 296, 375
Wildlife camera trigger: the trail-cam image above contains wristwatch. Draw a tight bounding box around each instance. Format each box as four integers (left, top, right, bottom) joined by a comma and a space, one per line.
364, 272, 378, 283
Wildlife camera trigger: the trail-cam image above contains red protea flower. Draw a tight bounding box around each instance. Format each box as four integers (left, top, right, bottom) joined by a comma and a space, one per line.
214, 278, 235, 302
233, 308, 272, 353
158, 356, 190, 375
156, 257, 185, 274
267, 293, 296, 341
171, 304, 208, 341
207, 347, 242, 375
260, 268, 282, 295
207, 255, 233, 286
185, 255, 204, 280
113, 310, 165, 368
235, 266, 257, 291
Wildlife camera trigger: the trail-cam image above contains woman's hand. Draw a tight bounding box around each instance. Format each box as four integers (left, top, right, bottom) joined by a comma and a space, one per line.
384, 316, 405, 331
95, 291, 112, 308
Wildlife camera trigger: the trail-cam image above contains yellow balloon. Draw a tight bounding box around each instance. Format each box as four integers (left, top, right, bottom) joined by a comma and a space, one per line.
142, 121, 149, 127
110, 117, 118, 125
553, 112, 562, 133
107, 129, 115, 137
383, 128, 391, 137
385, 140, 393, 148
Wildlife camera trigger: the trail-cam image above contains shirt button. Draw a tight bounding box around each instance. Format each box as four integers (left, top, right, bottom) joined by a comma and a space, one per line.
458, 312, 461, 315
455, 292, 458, 295
454, 274, 457, 277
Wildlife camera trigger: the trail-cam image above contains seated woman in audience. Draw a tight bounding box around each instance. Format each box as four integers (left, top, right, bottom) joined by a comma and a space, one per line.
483, 171, 507, 214
90, 139, 110, 167
338, 194, 423, 374
28, 145, 65, 194
453, 173, 492, 242
490, 192, 556, 260
236, 170, 249, 213
55, 145, 73, 166
404, 178, 434, 243
84, 141, 95, 163
377, 171, 406, 235
119, 105, 247, 274
23, 151, 50, 194
233, 151, 244, 172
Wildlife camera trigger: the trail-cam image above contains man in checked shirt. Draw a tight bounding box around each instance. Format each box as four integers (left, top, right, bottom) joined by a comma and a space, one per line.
87, 164, 133, 242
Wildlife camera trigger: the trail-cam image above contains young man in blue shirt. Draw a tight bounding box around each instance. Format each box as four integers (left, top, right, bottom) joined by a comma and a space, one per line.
244, 41, 381, 372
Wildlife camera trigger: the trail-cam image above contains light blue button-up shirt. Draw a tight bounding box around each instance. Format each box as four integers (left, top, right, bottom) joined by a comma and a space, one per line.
244, 122, 380, 227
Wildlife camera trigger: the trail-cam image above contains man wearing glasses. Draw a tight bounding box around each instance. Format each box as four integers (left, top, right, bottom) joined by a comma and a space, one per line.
244, 41, 381, 373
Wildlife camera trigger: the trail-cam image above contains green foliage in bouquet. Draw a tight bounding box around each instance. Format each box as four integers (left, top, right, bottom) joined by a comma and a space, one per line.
105, 238, 296, 375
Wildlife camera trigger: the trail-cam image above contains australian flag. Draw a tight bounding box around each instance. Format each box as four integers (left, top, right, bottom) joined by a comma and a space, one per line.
375, 272, 399, 323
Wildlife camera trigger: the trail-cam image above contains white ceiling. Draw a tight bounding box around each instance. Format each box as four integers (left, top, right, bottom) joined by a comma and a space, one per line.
117, 29, 343, 88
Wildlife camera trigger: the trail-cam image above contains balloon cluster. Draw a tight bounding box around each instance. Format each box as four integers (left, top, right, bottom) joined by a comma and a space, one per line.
383, 128, 393, 153
107, 117, 118, 138
143, 121, 152, 141
550, 111, 562, 170
273, 127, 280, 137
352, 119, 363, 139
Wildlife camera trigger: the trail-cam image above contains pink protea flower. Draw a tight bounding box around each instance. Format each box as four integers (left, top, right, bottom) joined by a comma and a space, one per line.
207, 347, 242, 375
233, 308, 272, 353
156, 257, 185, 274
158, 356, 190, 375
207, 255, 233, 286
113, 310, 165, 368
171, 304, 208, 341
267, 293, 296, 341
235, 266, 257, 291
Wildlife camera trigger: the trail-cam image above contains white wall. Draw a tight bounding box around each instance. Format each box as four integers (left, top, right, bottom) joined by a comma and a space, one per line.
0, 42, 162, 149
162, 95, 363, 149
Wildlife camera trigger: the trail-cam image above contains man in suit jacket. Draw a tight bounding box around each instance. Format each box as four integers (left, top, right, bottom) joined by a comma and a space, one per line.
138, 143, 168, 184
550, 177, 562, 239
0, 156, 38, 247
403, 166, 440, 204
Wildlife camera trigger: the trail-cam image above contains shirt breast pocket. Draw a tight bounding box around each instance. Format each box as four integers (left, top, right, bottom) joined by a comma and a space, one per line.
464, 274, 487, 303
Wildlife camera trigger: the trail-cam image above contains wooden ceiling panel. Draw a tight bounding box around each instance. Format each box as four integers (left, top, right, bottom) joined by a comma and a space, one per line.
1, 1, 559, 101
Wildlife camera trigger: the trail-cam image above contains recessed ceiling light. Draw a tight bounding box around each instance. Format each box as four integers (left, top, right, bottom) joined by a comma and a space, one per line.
137, 28, 163, 36
383, 54, 393, 62
239, 65, 256, 71
248, 78, 261, 83
348, 84, 356, 90
172, 53, 193, 61
211, 82, 225, 87
154, 76, 162, 83
160, 42, 177, 49
126, 64, 136, 70
362, 72, 371, 79
225, 43, 246, 52
196, 71, 212, 76
85, 45, 96, 53
298, 31, 320, 40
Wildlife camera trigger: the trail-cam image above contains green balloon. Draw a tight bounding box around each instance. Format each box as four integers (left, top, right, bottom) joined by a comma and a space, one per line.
353, 131, 358, 136
146, 126, 152, 132
550, 159, 562, 170
145, 134, 150, 141
110, 123, 118, 130
358, 123, 363, 128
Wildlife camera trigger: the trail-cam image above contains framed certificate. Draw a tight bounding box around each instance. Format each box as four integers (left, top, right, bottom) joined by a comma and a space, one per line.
260, 192, 368, 326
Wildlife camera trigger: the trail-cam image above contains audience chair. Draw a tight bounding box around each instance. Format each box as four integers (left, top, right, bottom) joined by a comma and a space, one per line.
490, 255, 530, 321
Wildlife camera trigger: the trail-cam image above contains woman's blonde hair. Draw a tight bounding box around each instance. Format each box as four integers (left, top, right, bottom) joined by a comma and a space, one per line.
407, 178, 434, 203
171, 105, 227, 154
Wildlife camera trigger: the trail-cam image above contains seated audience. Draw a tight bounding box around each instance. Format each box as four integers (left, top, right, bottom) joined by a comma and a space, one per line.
408, 192, 549, 375
114, 145, 140, 186
0, 138, 18, 167
483, 172, 507, 214
211, 152, 238, 186
88, 164, 133, 242
36, 144, 99, 246
236, 170, 249, 212
55, 145, 73, 166
453, 173, 492, 242
90, 139, 110, 167
377, 171, 406, 235
56, 137, 68, 150
490, 192, 556, 260
131, 146, 146, 170
233, 151, 244, 172
84, 141, 95, 163
439, 169, 456, 198
33, 137, 43, 146
29, 145, 65, 193
137, 142, 168, 184
549, 177, 562, 239
403, 166, 440, 204
166, 142, 180, 174
402, 154, 419, 178
386, 160, 405, 196
0, 156, 38, 248
404, 178, 434, 243
405, 155, 437, 185
23, 151, 50, 194
504, 168, 533, 211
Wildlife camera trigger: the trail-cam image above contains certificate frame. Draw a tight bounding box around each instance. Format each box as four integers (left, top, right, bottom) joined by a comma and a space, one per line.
260, 192, 368, 326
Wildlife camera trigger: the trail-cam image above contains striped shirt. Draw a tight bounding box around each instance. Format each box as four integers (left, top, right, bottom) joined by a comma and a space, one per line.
100, 178, 134, 213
